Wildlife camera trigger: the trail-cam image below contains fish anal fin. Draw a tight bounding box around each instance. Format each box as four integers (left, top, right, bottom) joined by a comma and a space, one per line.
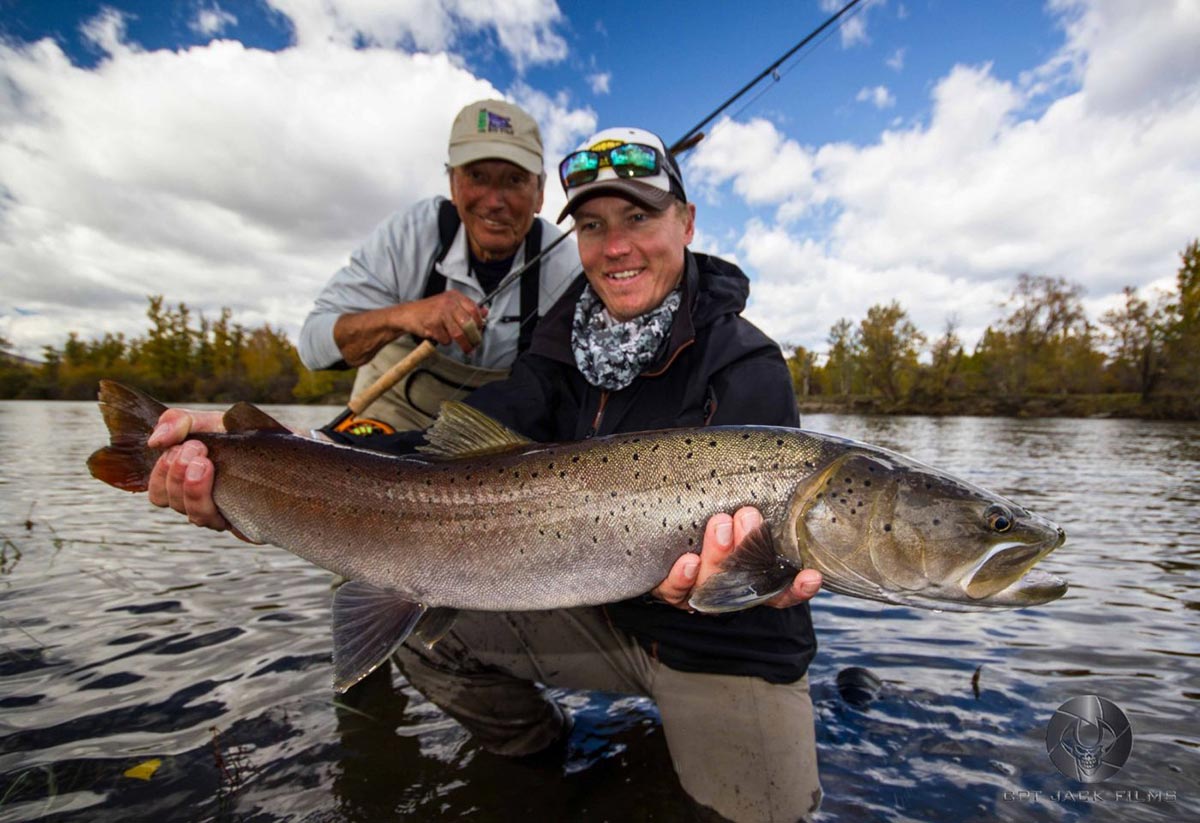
417, 401, 533, 459
332, 581, 426, 693
688, 522, 799, 613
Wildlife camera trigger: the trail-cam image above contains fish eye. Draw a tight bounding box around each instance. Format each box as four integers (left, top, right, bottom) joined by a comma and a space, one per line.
985, 505, 1013, 533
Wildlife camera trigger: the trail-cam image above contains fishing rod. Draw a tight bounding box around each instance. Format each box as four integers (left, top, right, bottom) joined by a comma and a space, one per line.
669, 0, 865, 154
329, 0, 864, 428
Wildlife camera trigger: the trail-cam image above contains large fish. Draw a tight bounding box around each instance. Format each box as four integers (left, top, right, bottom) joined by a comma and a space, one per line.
88, 381, 1067, 690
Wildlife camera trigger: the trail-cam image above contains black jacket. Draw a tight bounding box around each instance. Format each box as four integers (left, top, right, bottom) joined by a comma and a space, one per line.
343, 251, 817, 683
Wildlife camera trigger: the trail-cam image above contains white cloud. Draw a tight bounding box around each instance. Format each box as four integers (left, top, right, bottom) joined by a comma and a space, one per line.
694, 1, 1200, 354
1045, 0, 1200, 114
0, 6, 592, 357
886, 47, 905, 71
587, 72, 610, 95
820, 0, 878, 48
686, 118, 818, 209
191, 5, 238, 37
265, 0, 567, 73
80, 7, 135, 56
855, 84, 896, 109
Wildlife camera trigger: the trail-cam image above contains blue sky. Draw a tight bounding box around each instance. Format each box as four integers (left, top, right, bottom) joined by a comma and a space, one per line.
2, 0, 1198, 359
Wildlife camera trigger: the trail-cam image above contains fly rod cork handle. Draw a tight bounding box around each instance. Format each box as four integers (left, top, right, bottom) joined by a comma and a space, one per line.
346, 318, 482, 417
347, 339, 433, 417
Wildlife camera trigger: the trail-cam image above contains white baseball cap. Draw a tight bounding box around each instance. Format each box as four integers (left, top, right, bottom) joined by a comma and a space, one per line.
557, 127, 686, 222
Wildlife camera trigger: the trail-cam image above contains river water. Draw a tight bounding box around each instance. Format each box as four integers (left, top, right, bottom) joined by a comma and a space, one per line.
0, 400, 1196, 821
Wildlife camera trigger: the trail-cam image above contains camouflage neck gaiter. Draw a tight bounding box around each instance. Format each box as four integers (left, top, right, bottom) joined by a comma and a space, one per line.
571, 284, 682, 391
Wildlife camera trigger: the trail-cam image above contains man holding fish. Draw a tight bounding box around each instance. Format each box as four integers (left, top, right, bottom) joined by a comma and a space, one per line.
144, 125, 827, 821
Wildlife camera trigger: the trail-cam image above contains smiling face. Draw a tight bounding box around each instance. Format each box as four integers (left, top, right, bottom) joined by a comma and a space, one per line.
449, 160, 545, 261
573, 195, 695, 321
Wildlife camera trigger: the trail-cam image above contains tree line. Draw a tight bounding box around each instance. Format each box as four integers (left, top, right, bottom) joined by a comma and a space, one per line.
784, 239, 1199, 419
0, 296, 352, 404
1, 240, 1197, 418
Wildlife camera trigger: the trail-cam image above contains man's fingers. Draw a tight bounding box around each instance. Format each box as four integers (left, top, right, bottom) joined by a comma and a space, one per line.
447, 317, 478, 353
766, 569, 824, 609
148, 409, 193, 449
732, 506, 762, 544
165, 440, 202, 513
696, 512, 736, 584
148, 446, 179, 507
181, 456, 228, 531
650, 552, 701, 609
460, 317, 483, 347
147, 409, 225, 449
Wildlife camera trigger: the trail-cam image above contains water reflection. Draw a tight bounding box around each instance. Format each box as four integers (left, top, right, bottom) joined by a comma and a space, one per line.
0, 401, 1197, 821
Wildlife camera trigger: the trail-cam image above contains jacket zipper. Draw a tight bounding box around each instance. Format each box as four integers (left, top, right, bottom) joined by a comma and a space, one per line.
586, 391, 610, 438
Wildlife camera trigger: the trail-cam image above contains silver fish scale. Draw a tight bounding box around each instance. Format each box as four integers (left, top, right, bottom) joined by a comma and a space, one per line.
202, 427, 837, 611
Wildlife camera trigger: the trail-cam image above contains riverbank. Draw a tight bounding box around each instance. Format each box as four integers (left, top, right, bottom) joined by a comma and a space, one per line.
797, 393, 1199, 420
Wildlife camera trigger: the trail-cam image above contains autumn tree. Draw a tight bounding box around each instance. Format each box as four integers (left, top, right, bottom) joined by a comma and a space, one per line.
785, 345, 818, 397
0, 335, 34, 396
824, 318, 856, 396
992, 274, 1102, 396
1101, 286, 1165, 398
854, 301, 925, 402
916, 316, 966, 402
1158, 239, 1200, 409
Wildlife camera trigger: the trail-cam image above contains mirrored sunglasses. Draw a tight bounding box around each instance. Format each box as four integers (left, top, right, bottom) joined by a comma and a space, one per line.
559, 142, 676, 190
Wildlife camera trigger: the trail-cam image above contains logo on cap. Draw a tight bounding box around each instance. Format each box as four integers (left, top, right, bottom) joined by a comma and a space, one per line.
587, 139, 625, 169
477, 109, 514, 135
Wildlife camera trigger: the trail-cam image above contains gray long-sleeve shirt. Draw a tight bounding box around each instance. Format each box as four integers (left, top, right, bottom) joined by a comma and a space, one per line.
299, 196, 582, 371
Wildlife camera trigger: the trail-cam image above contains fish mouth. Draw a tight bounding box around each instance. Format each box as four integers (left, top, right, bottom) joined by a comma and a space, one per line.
978, 568, 1069, 607
963, 527, 1067, 603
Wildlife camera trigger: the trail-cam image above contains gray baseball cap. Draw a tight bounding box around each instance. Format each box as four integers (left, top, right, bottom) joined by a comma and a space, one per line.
447, 99, 544, 175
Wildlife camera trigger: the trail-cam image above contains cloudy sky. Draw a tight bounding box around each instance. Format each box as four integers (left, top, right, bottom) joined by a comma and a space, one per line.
2, 0, 1198, 360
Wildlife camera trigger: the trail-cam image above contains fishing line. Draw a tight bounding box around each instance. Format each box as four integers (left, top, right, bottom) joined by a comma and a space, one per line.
668, 0, 866, 153
727, 2, 867, 125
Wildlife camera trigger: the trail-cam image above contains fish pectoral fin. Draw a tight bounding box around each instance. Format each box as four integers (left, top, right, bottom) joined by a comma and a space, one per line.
223, 402, 292, 434
417, 401, 534, 459
331, 581, 426, 693
688, 522, 800, 613
412, 607, 459, 649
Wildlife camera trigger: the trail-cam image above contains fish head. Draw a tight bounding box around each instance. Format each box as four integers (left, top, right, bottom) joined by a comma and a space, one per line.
788, 447, 1067, 610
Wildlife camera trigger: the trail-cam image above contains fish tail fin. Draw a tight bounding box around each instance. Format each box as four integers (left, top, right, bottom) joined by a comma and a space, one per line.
688, 522, 800, 613
87, 380, 167, 492
332, 581, 457, 693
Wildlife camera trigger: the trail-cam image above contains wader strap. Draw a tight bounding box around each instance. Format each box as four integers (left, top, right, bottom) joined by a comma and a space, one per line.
424, 201, 543, 352
517, 218, 543, 353
422, 199, 462, 299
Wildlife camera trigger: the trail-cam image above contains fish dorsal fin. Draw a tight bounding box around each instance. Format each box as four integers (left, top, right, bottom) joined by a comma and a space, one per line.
223, 402, 291, 434
417, 401, 533, 459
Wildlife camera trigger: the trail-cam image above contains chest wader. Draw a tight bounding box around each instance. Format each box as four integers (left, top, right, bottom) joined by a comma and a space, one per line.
350, 201, 543, 431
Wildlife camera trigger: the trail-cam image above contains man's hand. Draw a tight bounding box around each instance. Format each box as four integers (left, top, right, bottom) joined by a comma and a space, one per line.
401, 291, 487, 353
651, 507, 823, 610
146, 409, 247, 538
333, 290, 488, 365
